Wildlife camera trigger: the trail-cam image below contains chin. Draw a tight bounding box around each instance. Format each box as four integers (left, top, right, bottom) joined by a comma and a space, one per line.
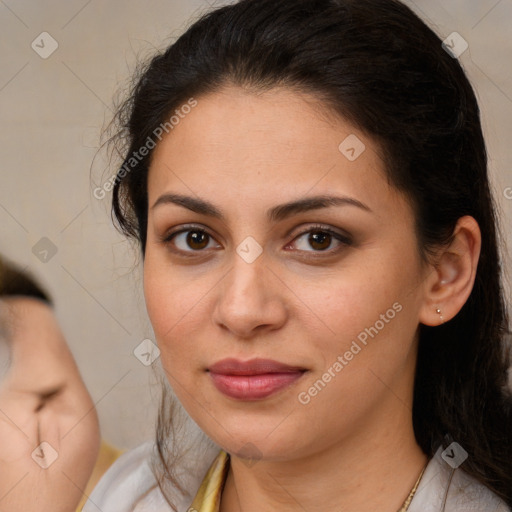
207, 423, 308, 462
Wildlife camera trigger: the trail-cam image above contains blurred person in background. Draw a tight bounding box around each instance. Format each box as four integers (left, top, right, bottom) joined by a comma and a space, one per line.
0, 255, 121, 511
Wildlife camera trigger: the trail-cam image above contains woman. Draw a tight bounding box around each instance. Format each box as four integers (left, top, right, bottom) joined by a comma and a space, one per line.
85, 0, 512, 510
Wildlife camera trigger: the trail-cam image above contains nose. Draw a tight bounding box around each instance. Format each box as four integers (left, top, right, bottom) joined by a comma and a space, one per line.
212, 249, 288, 339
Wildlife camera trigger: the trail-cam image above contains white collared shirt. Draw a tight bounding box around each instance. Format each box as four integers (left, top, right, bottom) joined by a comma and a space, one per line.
83, 441, 511, 512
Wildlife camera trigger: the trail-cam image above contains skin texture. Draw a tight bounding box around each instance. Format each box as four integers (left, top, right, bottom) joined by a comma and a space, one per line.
143, 86, 481, 512
0, 297, 100, 511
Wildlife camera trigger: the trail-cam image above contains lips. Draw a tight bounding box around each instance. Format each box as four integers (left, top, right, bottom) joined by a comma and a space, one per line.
207, 358, 307, 400
208, 358, 306, 375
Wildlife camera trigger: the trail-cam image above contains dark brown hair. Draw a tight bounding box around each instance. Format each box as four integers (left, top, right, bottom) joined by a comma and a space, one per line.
108, 0, 512, 508
0, 256, 52, 304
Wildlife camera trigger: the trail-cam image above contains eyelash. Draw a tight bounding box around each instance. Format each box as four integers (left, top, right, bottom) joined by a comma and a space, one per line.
160, 223, 352, 258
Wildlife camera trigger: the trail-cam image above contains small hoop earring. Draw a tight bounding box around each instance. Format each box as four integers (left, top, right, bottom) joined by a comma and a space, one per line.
436, 307, 444, 324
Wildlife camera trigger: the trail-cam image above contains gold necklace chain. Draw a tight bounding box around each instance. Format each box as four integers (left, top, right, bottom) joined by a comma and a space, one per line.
220, 453, 429, 512
397, 462, 428, 512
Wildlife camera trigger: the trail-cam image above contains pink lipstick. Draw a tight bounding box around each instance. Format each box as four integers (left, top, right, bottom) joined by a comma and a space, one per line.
207, 358, 307, 400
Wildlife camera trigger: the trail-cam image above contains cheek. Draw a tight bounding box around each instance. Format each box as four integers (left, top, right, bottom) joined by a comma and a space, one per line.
303, 250, 420, 373
294, 279, 416, 433
305, 271, 397, 343
143, 256, 208, 365
144, 250, 181, 326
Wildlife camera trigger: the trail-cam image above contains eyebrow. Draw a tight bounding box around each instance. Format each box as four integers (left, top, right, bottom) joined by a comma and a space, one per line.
151, 193, 372, 222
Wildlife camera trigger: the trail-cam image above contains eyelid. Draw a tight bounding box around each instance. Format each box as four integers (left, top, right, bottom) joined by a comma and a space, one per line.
287, 224, 352, 254
290, 223, 351, 242
161, 224, 219, 245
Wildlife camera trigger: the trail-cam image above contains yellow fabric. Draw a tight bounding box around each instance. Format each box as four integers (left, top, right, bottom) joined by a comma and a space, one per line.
189, 450, 230, 512
76, 440, 124, 511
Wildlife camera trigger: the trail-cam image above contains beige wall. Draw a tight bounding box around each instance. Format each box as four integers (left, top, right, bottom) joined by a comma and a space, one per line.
1, 0, 511, 450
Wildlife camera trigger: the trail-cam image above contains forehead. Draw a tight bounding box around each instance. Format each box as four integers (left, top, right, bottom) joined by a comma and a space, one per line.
151, 86, 363, 167
147, 86, 406, 220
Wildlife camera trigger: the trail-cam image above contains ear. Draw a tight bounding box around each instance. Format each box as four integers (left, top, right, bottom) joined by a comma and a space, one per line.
419, 216, 482, 326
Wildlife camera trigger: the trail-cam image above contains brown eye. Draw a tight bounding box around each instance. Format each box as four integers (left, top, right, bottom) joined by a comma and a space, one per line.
308, 231, 332, 251
186, 230, 209, 250
163, 227, 220, 254
290, 225, 352, 254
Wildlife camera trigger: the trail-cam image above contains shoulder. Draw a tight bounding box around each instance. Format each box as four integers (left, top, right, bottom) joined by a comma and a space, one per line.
82, 441, 163, 512
82, 439, 221, 512
409, 445, 511, 512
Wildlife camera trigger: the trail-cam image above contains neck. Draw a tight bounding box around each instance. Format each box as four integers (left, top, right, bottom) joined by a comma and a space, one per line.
220, 381, 427, 512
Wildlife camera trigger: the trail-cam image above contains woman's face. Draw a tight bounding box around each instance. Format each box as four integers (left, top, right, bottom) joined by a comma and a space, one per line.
144, 86, 432, 461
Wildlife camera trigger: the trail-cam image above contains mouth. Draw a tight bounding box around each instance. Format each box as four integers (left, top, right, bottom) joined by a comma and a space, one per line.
207, 358, 308, 400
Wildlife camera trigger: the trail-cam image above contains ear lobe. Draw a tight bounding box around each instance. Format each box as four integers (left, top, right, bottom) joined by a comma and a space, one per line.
419, 216, 481, 327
